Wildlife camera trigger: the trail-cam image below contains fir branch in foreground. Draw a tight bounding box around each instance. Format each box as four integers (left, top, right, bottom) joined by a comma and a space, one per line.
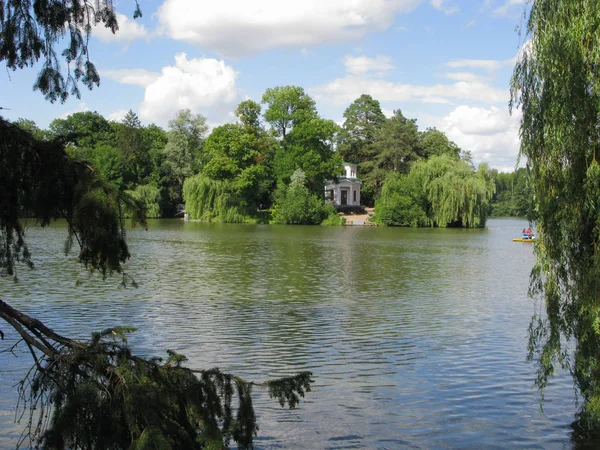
0, 299, 313, 449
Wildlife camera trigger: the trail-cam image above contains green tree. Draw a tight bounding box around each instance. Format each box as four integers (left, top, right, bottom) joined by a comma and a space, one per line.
337, 95, 386, 205
15, 118, 47, 140
163, 109, 208, 206
184, 101, 277, 221
201, 123, 272, 212
236, 99, 262, 130
372, 109, 420, 174
115, 110, 151, 188
91, 144, 125, 187
510, 0, 600, 435
488, 168, 531, 217
418, 128, 461, 159
376, 155, 494, 228
337, 94, 386, 163
360, 109, 421, 204
262, 86, 317, 139
272, 169, 336, 225
141, 123, 168, 183
262, 87, 340, 197
279, 117, 342, 194
49, 111, 115, 161
373, 172, 428, 227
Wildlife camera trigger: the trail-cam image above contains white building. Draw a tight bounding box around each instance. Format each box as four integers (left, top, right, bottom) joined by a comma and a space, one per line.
325, 162, 362, 207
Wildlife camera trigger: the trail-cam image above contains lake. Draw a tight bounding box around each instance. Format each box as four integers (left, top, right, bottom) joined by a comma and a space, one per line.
0, 218, 579, 448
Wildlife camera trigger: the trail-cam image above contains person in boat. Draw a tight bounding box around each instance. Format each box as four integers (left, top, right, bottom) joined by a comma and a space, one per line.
522, 228, 533, 239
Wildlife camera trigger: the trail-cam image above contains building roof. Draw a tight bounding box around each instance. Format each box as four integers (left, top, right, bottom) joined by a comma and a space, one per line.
333, 176, 362, 184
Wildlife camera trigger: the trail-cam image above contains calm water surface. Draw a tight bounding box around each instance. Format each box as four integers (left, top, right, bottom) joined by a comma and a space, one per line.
0, 218, 578, 448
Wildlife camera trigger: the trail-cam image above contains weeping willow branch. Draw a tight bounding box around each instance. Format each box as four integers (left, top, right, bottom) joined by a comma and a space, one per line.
0, 299, 313, 449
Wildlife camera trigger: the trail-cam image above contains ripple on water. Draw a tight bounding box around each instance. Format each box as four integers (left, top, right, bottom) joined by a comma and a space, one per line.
0, 219, 580, 449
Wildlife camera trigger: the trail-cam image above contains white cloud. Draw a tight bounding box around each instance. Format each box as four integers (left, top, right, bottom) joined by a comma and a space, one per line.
343, 55, 395, 77
430, 0, 458, 14
444, 72, 485, 83
157, 0, 423, 58
381, 108, 395, 118
445, 58, 512, 71
489, 0, 527, 17
136, 53, 240, 124
93, 13, 149, 43
440, 105, 521, 169
309, 76, 508, 106
102, 68, 161, 87
58, 102, 89, 119
107, 109, 129, 122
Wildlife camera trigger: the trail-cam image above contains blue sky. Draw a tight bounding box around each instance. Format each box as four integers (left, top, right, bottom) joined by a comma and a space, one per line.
1, 0, 529, 171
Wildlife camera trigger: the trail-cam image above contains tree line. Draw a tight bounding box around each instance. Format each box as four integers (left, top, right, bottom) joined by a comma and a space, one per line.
15, 88, 527, 228
5, 0, 600, 442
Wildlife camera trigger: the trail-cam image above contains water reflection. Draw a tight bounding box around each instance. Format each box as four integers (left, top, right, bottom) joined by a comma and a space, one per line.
0, 218, 580, 448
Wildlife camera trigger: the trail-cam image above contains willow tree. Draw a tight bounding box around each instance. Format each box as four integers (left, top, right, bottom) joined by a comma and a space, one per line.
409, 155, 495, 228
510, 0, 600, 434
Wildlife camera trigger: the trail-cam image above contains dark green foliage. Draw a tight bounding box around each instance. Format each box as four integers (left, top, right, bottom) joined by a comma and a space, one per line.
337, 94, 386, 164
0, 0, 141, 102
272, 170, 335, 225
116, 110, 152, 188
418, 128, 461, 159
373, 173, 428, 227
488, 168, 531, 217
0, 299, 313, 450
510, 0, 600, 434
91, 144, 125, 187
280, 118, 342, 195
337, 95, 387, 205
49, 111, 115, 151
183, 111, 276, 221
15, 118, 47, 140
0, 116, 144, 280
372, 109, 421, 174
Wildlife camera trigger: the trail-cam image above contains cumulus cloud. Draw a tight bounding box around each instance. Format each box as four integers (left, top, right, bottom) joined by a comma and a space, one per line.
58, 102, 89, 119
444, 72, 485, 83
440, 105, 521, 169
107, 109, 129, 122
93, 13, 149, 43
343, 55, 395, 77
137, 53, 240, 124
157, 0, 423, 58
309, 76, 508, 106
487, 0, 527, 17
430, 0, 459, 14
445, 58, 514, 71
102, 68, 161, 87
